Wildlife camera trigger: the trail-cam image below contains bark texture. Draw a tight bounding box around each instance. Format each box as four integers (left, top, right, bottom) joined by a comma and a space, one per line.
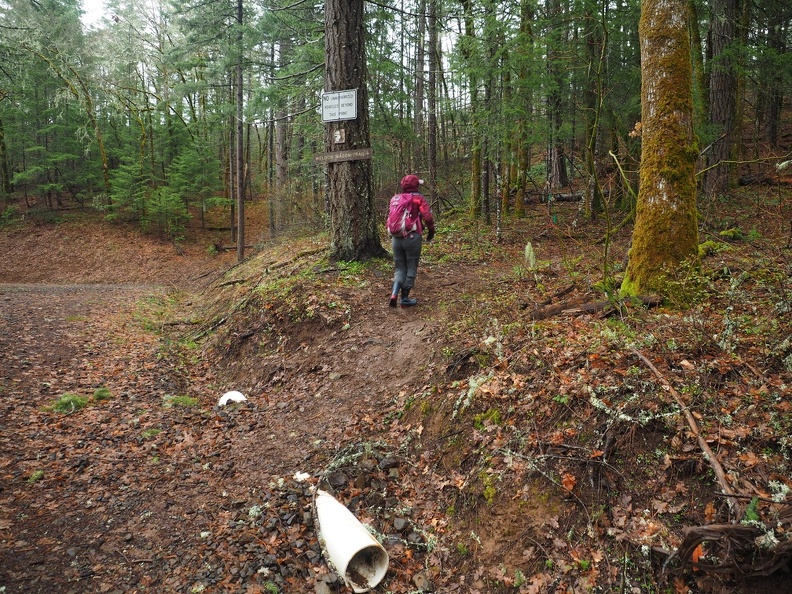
703, 0, 739, 199
621, 0, 699, 297
324, 0, 385, 261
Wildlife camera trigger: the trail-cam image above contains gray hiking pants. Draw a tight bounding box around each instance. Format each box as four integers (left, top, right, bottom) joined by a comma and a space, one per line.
392, 232, 423, 292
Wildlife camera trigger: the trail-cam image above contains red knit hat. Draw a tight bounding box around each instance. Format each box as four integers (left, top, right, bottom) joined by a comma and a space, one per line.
400, 174, 423, 192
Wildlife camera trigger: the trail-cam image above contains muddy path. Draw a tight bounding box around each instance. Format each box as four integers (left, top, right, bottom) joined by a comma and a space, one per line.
0, 250, 483, 593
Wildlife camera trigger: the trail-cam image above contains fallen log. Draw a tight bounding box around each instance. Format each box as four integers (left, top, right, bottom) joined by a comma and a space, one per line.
739, 174, 792, 187
529, 294, 661, 320
525, 191, 583, 203
529, 297, 588, 320
217, 244, 256, 252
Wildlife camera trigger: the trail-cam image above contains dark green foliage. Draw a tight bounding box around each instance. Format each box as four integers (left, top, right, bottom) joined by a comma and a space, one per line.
144, 186, 190, 240
108, 162, 146, 222
0, 0, 787, 250
167, 144, 224, 210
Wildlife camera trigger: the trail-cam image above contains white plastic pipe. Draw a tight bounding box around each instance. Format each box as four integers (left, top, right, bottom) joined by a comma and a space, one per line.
314, 489, 389, 592
218, 390, 247, 405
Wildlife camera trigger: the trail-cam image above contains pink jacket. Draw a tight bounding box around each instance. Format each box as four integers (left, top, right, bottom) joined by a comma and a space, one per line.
389, 192, 435, 235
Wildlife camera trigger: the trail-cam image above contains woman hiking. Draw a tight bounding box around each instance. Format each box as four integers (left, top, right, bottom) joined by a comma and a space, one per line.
386, 174, 435, 307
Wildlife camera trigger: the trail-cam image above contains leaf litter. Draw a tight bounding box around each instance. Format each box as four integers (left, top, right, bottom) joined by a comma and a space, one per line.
1, 194, 791, 593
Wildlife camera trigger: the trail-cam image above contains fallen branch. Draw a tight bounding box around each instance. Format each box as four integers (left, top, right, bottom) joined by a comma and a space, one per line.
217, 244, 256, 252
630, 348, 743, 518
535, 283, 576, 306
217, 278, 248, 287
530, 294, 661, 320
565, 295, 662, 317
529, 297, 588, 320
670, 524, 760, 575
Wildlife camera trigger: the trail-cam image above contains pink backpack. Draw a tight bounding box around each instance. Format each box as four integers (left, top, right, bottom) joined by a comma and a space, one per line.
386, 193, 419, 238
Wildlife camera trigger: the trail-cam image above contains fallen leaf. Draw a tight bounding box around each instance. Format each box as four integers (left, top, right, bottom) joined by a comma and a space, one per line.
561, 472, 576, 492
704, 501, 716, 523
739, 451, 759, 468
691, 543, 703, 572
673, 576, 688, 593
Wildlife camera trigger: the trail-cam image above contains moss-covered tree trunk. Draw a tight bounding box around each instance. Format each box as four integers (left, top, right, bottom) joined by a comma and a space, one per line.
621, 0, 699, 298
325, 0, 385, 261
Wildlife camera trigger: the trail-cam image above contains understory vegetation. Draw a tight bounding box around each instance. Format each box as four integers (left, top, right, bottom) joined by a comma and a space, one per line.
173, 185, 792, 593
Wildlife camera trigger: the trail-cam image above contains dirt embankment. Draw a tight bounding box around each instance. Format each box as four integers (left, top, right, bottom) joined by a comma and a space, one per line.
0, 217, 479, 593
2, 202, 791, 594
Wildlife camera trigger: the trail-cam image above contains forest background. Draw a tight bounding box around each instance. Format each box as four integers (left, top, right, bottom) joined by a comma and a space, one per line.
2, 1, 792, 593
1, 0, 789, 245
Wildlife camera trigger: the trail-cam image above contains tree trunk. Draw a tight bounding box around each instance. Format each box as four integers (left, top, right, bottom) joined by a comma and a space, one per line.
703, 0, 739, 199
546, 0, 569, 190
513, 0, 535, 220
757, 1, 785, 148
728, 0, 750, 189
689, 0, 707, 127
427, 0, 439, 212
461, 0, 481, 218
235, 0, 244, 262
583, 0, 605, 219
481, 0, 497, 225
413, 0, 426, 172
324, 0, 385, 261
501, 49, 512, 219
0, 118, 11, 200
275, 37, 292, 233
621, 0, 699, 297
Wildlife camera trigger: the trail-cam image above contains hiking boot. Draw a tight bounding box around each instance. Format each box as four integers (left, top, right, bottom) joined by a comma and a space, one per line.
389, 281, 402, 308
401, 288, 417, 307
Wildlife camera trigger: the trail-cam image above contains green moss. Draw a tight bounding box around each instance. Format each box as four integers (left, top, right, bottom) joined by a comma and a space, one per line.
743, 497, 760, 523
473, 408, 502, 430
93, 386, 112, 401
163, 395, 199, 408
719, 227, 744, 240
51, 393, 89, 413
619, 275, 639, 298
698, 240, 727, 257
483, 482, 497, 504
479, 471, 497, 504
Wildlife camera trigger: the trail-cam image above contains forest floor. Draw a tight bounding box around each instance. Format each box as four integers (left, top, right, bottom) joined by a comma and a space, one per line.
0, 191, 791, 594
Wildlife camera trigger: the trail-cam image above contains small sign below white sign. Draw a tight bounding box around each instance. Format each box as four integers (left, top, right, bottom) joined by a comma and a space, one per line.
313, 147, 373, 164
322, 89, 357, 122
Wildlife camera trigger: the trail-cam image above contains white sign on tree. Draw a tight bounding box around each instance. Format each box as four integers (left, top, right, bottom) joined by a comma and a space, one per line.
322, 89, 357, 122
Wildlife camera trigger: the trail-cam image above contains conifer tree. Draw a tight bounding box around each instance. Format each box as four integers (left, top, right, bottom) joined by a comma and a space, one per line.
324, 0, 384, 261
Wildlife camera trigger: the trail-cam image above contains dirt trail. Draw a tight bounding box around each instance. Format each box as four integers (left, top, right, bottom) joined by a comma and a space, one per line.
0, 222, 478, 592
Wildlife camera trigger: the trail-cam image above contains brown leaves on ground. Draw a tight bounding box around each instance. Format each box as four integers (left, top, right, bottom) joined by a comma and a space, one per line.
2, 192, 791, 593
